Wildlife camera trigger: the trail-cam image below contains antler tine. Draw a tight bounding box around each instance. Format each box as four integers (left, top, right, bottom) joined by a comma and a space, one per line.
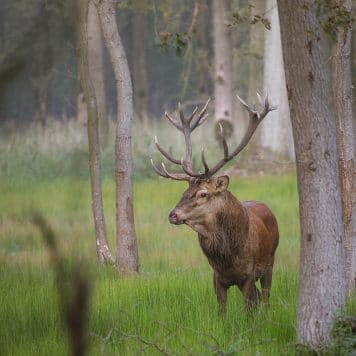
199, 93, 275, 178
150, 159, 169, 178
178, 102, 187, 124
197, 114, 209, 129
191, 97, 211, 131
152, 98, 215, 180
259, 93, 277, 120
256, 91, 264, 107
152, 94, 275, 181
161, 162, 181, 180
161, 162, 192, 181
218, 123, 229, 161
236, 93, 255, 115
187, 106, 199, 124
154, 136, 181, 165
201, 147, 209, 174
181, 158, 203, 178
150, 159, 191, 181
165, 112, 182, 131
196, 97, 211, 120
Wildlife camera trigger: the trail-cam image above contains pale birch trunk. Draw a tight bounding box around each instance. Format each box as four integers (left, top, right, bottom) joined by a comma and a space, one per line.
77, 0, 114, 265
247, 0, 264, 100
88, 0, 109, 140
96, 0, 139, 274
331, 0, 356, 296
212, 0, 233, 135
261, 0, 294, 159
245, 0, 264, 141
229, 0, 251, 133
278, 0, 345, 348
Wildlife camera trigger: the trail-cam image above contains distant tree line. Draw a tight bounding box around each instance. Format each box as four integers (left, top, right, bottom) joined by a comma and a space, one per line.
0, 0, 266, 123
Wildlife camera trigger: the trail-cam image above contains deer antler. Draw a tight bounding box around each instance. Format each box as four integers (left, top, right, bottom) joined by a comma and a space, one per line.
151, 93, 276, 181
150, 98, 211, 181
199, 93, 277, 178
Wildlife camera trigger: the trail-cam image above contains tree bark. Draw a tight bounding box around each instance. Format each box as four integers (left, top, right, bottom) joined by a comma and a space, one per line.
33, 5, 51, 128
96, 0, 139, 274
77, 0, 115, 265
88, 0, 109, 140
230, 0, 250, 132
278, 0, 345, 349
260, 0, 294, 159
331, 0, 356, 296
212, 0, 234, 136
242, 0, 264, 143
247, 0, 264, 101
353, 17, 356, 153
195, 2, 211, 96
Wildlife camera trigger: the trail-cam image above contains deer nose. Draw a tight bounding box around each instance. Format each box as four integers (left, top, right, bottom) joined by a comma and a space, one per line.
169, 211, 177, 221
169, 210, 185, 225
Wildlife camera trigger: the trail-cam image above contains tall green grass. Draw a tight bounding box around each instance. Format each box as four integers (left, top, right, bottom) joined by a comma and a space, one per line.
0, 174, 302, 355
1, 122, 353, 355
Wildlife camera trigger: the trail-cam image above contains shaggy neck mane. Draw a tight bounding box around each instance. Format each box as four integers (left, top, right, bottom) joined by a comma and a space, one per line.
198, 191, 249, 263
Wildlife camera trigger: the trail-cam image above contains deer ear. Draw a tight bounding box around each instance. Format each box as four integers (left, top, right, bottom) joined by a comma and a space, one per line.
214, 175, 229, 192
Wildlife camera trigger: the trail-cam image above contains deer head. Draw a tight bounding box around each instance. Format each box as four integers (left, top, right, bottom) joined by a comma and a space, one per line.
151, 94, 276, 231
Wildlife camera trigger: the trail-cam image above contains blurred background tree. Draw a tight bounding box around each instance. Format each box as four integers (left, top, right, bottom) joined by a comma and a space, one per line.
0, 0, 269, 124
260, 0, 294, 160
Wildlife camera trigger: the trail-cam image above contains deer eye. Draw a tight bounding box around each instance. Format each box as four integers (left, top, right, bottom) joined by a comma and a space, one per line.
198, 192, 208, 199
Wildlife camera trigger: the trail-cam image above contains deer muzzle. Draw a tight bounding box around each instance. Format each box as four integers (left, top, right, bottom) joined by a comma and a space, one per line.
168, 210, 185, 225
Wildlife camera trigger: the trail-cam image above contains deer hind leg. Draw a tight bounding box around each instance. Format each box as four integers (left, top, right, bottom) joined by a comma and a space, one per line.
241, 277, 260, 312
260, 266, 273, 307
213, 273, 227, 315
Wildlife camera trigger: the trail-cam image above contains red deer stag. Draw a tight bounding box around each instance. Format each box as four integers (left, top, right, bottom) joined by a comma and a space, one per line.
151, 94, 279, 313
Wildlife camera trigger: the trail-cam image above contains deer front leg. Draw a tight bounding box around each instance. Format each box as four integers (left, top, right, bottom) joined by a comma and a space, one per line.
213, 273, 227, 315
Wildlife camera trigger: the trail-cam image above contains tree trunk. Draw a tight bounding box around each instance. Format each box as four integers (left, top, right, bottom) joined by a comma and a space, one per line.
88, 0, 109, 140
132, 9, 150, 124
260, 0, 294, 159
195, 2, 211, 96
247, 0, 264, 100
96, 0, 139, 274
212, 0, 233, 136
331, 0, 355, 296
244, 0, 264, 142
77, 0, 114, 265
33, 5, 52, 127
229, 0, 250, 133
278, 0, 345, 349
353, 18, 356, 153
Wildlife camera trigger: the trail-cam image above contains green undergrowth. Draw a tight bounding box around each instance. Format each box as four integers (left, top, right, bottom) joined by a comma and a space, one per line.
3, 174, 351, 355
0, 174, 301, 355
0, 263, 299, 355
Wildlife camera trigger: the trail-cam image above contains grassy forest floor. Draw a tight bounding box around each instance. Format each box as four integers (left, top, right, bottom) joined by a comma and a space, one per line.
1, 174, 354, 355
0, 120, 355, 355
